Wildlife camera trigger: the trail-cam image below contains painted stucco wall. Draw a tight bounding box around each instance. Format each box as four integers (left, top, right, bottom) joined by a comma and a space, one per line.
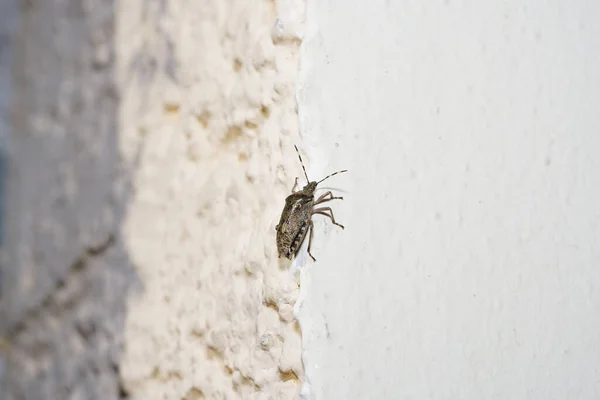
116, 0, 306, 398
297, 0, 600, 399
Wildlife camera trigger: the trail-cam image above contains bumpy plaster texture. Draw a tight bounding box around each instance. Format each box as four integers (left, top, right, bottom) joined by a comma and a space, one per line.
116, 0, 306, 399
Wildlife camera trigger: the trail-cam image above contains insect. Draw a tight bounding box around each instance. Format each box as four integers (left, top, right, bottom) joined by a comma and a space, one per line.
276, 145, 347, 262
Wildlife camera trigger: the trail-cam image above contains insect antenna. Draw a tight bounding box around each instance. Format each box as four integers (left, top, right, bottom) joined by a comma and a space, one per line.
317, 169, 348, 185
294, 145, 310, 183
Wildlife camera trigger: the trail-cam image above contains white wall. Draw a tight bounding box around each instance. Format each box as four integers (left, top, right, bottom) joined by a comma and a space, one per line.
297, 1, 600, 398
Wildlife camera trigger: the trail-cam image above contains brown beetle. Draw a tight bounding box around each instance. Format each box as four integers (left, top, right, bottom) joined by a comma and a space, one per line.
275, 146, 346, 262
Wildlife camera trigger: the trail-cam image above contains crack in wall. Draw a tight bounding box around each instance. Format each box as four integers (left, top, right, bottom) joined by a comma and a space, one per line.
2, 231, 134, 399
5, 233, 116, 340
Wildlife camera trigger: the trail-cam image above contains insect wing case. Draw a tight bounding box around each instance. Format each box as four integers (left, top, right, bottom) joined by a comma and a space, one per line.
276, 193, 313, 258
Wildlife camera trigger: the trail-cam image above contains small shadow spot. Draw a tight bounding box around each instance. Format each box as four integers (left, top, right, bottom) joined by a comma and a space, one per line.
233, 58, 243, 72
260, 105, 270, 118
224, 125, 243, 144
244, 120, 258, 129
183, 387, 205, 400
71, 258, 85, 273
164, 103, 180, 114
196, 110, 211, 128
206, 346, 222, 360
190, 328, 204, 340
264, 300, 279, 313
292, 321, 302, 335
118, 380, 129, 398
237, 375, 260, 392
278, 369, 299, 383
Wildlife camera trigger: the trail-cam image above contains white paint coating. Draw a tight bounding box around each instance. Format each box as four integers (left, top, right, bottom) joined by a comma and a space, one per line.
297, 1, 600, 399
116, 0, 307, 398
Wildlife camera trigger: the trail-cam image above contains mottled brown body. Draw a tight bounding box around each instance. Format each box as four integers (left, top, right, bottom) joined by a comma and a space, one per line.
276, 146, 346, 262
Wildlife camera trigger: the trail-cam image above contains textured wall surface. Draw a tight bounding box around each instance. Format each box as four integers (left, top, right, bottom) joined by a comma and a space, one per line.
1, 0, 306, 399
116, 0, 306, 399
298, 0, 600, 399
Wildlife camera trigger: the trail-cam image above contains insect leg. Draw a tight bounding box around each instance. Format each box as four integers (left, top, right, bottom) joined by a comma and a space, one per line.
306, 220, 316, 262
291, 177, 299, 193
314, 191, 343, 205
312, 207, 345, 229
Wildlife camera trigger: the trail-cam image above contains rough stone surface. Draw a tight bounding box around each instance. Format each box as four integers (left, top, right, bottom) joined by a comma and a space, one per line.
1, 0, 306, 399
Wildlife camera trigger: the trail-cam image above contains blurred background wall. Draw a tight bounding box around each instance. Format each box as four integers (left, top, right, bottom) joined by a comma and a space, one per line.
0, 0, 307, 399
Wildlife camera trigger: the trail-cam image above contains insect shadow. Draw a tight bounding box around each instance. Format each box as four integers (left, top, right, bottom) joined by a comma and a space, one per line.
275, 146, 347, 262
